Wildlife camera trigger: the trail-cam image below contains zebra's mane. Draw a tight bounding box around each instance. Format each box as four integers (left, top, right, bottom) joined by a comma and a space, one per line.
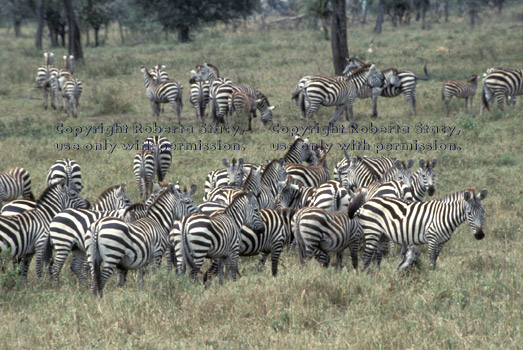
242, 166, 261, 191
283, 138, 304, 160
438, 189, 475, 202
468, 74, 479, 83
381, 67, 399, 74
358, 157, 381, 179
35, 181, 63, 207
345, 63, 373, 78
126, 202, 146, 211
93, 184, 123, 205
145, 187, 170, 216
349, 57, 367, 65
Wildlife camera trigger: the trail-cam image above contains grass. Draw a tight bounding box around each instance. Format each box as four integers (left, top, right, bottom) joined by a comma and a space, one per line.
0, 5, 522, 350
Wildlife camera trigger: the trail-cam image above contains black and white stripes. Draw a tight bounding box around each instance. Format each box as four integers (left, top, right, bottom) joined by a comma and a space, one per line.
442, 75, 479, 115
481, 67, 523, 113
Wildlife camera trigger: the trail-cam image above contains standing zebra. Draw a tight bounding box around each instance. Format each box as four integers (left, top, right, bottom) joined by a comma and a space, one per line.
357, 189, 487, 270
59, 73, 82, 118
46, 54, 75, 111
298, 64, 384, 125
411, 158, 437, 201
294, 190, 366, 269
47, 158, 83, 192
134, 150, 155, 202
189, 81, 210, 122
35, 52, 57, 109
284, 151, 330, 187
87, 184, 198, 297
0, 167, 35, 208
481, 67, 523, 113
141, 67, 183, 122
441, 75, 479, 115
182, 192, 263, 284
150, 64, 169, 82
0, 181, 88, 281
142, 136, 172, 182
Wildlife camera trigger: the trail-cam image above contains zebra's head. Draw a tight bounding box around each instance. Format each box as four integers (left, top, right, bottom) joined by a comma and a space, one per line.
115, 183, 134, 208
418, 158, 437, 196
244, 192, 264, 234
366, 64, 385, 89
468, 74, 479, 85
274, 180, 300, 209
383, 68, 401, 88
342, 57, 366, 75
175, 184, 200, 216
463, 189, 487, 240
341, 150, 361, 191
62, 183, 89, 210
223, 157, 246, 187
386, 159, 414, 188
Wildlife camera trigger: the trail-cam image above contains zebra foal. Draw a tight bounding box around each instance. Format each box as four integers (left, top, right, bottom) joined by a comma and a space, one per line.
442, 74, 479, 115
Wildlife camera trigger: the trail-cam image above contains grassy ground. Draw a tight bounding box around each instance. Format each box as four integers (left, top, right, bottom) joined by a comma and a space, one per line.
0, 5, 522, 349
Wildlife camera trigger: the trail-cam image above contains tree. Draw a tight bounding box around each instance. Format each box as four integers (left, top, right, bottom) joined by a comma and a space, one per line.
0, 0, 37, 37
374, 0, 385, 33
35, 0, 45, 49
302, 0, 332, 40
134, 0, 260, 42
63, 0, 83, 59
330, 0, 349, 75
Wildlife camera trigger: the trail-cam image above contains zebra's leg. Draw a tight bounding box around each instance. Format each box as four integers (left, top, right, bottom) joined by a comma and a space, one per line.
43, 86, 49, 110
371, 88, 381, 118
314, 250, 330, 267
270, 242, 285, 276
329, 105, 349, 126
348, 239, 359, 270
258, 253, 269, 272
362, 233, 380, 271
169, 100, 180, 123
51, 245, 72, 288
165, 247, 174, 272
70, 249, 87, 282
218, 259, 225, 285
116, 268, 127, 287
495, 93, 506, 112
248, 112, 253, 132
229, 248, 240, 282
149, 101, 157, 117
19, 253, 35, 283
335, 251, 344, 270
406, 91, 416, 116
203, 259, 220, 285
444, 98, 450, 116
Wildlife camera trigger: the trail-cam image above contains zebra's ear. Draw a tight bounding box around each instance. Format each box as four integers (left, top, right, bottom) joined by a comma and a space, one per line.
190, 184, 197, 196
343, 148, 350, 162
419, 159, 427, 169
430, 157, 437, 168
478, 188, 487, 200
63, 55, 67, 60
463, 190, 472, 202
278, 158, 285, 166
268, 106, 275, 110
406, 159, 414, 169
238, 158, 244, 167
394, 159, 403, 168
120, 183, 126, 192
222, 157, 230, 168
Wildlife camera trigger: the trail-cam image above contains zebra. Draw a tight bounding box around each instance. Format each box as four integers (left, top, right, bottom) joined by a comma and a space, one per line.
411, 158, 437, 201
141, 66, 183, 122
274, 180, 316, 210
334, 153, 396, 184
1, 199, 37, 216
0, 167, 35, 208
228, 90, 262, 131
150, 64, 169, 83
46, 158, 83, 192
296, 63, 384, 125
357, 188, 487, 270
284, 151, 330, 187
45, 54, 75, 111
189, 81, 210, 122
59, 73, 82, 118
87, 184, 199, 297
134, 150, 155, 202
40, 183, 133, 285
203, 137, 314, 198
142, 136, 172, 182
481, 67, 523, 113
442, 74, 479, 115
0, 181, 88, 281
307, 180, 352, 210
294, 190, 366, 269
210, 82, 275, 127
190, 62, 220, 84
205, 165, 263, 206
35, 52, 57, 109
181, 191, 264, 284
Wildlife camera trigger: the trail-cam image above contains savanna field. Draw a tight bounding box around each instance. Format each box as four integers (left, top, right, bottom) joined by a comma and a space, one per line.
0, 3, 522, 349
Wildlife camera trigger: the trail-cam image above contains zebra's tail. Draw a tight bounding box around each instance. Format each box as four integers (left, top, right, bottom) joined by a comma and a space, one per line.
198, 86, 205, 120
441, 85, 445, 101
89, 224, 103, 297
227, 94, 235, 117
293, 211, 308, 264
348, 189, 367, 220
181, 220, 202, 275
482, 84, 490, 111
417, 65, 430, 81
41, 234, 53, 269
291, 84, 302, 106
176, 83, 183, 111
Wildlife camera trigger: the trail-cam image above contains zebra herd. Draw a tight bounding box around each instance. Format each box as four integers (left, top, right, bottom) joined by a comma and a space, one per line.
34, 53, 520, 122
0, 136, 488, 297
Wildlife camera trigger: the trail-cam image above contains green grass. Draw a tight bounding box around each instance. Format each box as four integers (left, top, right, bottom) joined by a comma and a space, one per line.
0, 5, 522, 349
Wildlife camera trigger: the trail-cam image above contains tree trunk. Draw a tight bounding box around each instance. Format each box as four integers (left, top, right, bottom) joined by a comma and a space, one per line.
118, 20, 125, 45
374, 0, 385, 34
94, 26, 100, 47
421, 0, 428, 30
331, 0, 349, 75
177, 25, 190, 42
444, 0, 449, 22
63, 0, 83, 60
85, 28, 90, 47
48, 22, 58, 47
35, 0, 45, 50
14, 19, 21, 37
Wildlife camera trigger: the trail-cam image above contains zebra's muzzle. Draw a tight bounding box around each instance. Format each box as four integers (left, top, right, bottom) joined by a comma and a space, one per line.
474, 228, 485, 240
428, 187, 435, 196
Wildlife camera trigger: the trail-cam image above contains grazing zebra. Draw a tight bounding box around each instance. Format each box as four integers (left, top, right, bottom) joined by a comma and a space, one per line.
357, 189, 488, 270
284, 151, 330, 187
181, 192, 263, 284
294, 190, 366, 269
134, 150, 155, 202
87, 184, 198, 297
142, 136, 172, 182
35, 52, 57, 109
296, 64, 384, 125
0, 167, 35, 208
481, 67, 523, 113
47, 158, 83, 193
0, 181, 87, 281
228, 90, 261, 131
441, 75, 479, 115
203, 137, 314, 198
189, 81, 210, 122
40, 183, 133, 285
411, 158, 437, 201
141, 66, 183, 122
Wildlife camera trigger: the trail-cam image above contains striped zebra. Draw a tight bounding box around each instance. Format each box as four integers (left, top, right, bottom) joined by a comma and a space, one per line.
141, 66, 183, 122
0, 167, 35, 208
134, 150, 155, 202
1, 199, 37, 216
40, 183, 133, 284
228, 90, 262, 131
294, 190, 366, 269
307, 180, 351, 210
334, 153, 396, 183
442, 75, 479, 115
357, 189, 487, 270
189, 81, 210, 122
481, 67, 523, 113
150, 64, 169, 82
210, 82, 275, 126
190, 62, 220, 84
142, 136, 172, 182
45, 54, 75, 111
87, 184, 198, 297
203, 137, 314, 198
274, 180, 315, 209
58, 73, 82, 118
35, 52, 57, 109
0, 181, 87, 281
181, 192, 264, 284
46, 158, 83, 192
284, 151, 330, 187
206, 165, 263, 206
296, 64, 384, 125
411, 158, 437, 201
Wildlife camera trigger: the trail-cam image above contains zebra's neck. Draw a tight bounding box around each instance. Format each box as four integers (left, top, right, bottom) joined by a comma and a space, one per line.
35, 187, 64, 220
